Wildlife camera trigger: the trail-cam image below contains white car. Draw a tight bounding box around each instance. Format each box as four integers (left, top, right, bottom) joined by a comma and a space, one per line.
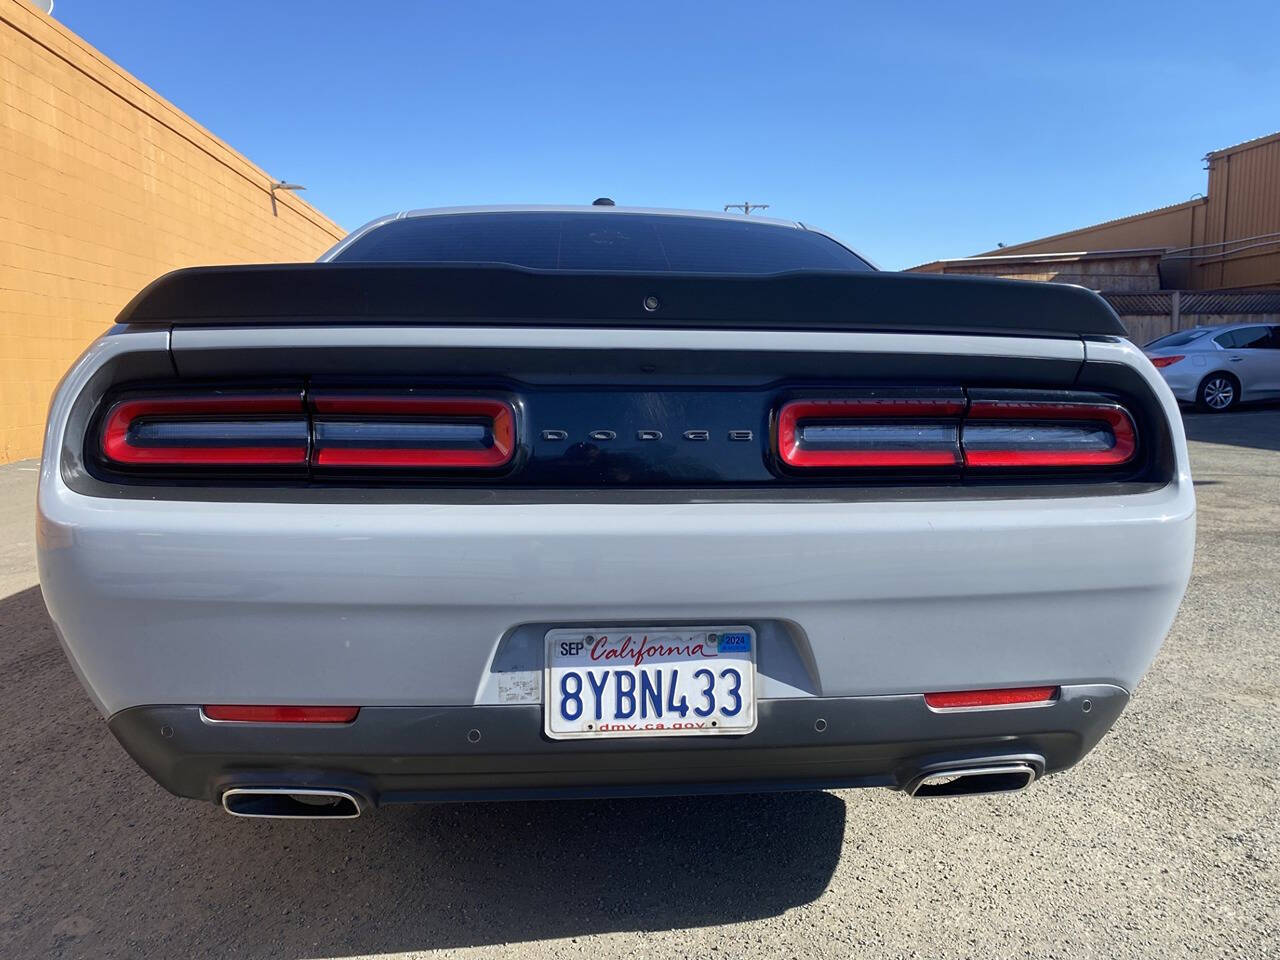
37, 206, 1195, 818
1144, 323, 1280, 411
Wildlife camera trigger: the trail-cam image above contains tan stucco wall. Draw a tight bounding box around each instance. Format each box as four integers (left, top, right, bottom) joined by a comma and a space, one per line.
0, 0, 345, 462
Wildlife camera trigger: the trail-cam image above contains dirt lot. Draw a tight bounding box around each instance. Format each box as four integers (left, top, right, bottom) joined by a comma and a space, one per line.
2, 409, 1276, 959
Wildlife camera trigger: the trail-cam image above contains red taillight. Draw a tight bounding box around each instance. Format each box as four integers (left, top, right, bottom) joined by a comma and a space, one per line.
962, 400, 1136, 469
202, 705, 359, 723
776, 398, 965, 469
776, 395, 1137, 472
924, 686, 1058, 709
101, 393, 308, 466
310, 394, 516, 469
1149, 355, 1184, 369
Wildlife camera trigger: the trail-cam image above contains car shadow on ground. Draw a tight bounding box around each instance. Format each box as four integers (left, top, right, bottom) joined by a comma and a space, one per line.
1180, 402, 1280, 453
1, 584, 845, 958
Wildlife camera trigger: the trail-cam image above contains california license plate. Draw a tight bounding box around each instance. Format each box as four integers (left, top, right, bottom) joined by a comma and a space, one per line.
544, 626, 757, 739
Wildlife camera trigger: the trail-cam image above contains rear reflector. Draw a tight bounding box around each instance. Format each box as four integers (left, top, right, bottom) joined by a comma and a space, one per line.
1148, 355, 1184, 369
924, 687, 1059, 709
311, 394, 516, 469
101, 393, 307, 466
202, 705, 360, 723
962, 401, 1136, 468
777, 398, 965, 469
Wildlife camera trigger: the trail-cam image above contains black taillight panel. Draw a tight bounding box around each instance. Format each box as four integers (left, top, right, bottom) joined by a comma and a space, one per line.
85, 379, 1168, 489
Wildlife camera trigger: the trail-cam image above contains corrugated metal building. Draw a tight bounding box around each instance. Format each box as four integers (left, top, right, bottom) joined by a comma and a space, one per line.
1194, 132, 1280, 289
908, 132, 1280, 341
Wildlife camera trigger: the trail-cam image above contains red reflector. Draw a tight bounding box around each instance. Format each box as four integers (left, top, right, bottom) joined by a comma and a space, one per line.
962, 401, 1136, 469
924, 686, 1058, 709
101, 393, 307, 466
1148, 355, 1184, 369
311, 394, 516, 469
203, 705, 359, 723
777, 398, 964, 469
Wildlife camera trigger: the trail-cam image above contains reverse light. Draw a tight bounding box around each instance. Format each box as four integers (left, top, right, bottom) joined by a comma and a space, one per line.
924, 686, 1059, 709
310, 394, 516, 469
100, 392, 308, 467
202, 705, 360, 723
1149, 355, 1184, 369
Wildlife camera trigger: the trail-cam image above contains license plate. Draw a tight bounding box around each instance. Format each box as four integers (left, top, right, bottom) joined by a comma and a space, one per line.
544, 625, 757, 739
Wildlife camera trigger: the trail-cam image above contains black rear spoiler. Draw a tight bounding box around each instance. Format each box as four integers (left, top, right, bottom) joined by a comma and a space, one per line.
114, 263, 1125, 338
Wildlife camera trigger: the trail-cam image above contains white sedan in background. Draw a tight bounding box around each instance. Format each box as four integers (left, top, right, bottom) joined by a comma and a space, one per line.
1145, 323, 1280, 411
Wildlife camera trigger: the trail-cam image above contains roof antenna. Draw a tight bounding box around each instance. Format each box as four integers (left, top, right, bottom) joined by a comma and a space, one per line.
592, 197, 616, 206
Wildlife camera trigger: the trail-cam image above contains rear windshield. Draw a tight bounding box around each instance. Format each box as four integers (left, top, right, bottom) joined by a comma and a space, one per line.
332, 212, 872, 274
1144, 328, 1212, 349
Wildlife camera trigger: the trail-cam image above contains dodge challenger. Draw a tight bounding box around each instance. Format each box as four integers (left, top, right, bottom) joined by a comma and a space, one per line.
37, 206, 1195, 817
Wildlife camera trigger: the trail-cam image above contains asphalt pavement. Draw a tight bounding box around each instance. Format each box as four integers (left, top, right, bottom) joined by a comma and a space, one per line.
2, 409, 1277, 959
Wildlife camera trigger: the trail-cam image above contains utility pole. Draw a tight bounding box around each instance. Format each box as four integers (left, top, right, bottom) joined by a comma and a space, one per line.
724, 201, 769, 215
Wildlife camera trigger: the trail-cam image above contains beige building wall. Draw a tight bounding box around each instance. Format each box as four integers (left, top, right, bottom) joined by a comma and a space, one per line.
962, 132, 1280, 291
910, 251, 1165, 293
973, 200, 1208, 260
0, 0, 345, 462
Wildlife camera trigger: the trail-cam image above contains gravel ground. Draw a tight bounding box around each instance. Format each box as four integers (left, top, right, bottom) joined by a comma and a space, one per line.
1, 409, 1276, 959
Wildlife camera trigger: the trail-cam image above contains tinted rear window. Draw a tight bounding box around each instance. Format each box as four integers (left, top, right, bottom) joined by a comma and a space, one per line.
1214, 326, 1271, 349
1145, 329, 1212, 348
333, 212, 871, 274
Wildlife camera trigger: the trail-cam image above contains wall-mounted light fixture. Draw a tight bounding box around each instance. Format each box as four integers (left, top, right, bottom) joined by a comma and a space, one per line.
269, 180, 306, 216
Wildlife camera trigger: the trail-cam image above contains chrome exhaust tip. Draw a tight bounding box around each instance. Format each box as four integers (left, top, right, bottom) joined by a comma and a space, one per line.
221, 788, 362, 819
907, 761, 1037, 798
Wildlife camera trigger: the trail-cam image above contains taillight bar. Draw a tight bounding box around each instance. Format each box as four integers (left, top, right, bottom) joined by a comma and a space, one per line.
310, 394, 516, 469
777, 398, 965, 469
963, 400, 1136, 469
100, 393, 308, 467
776, 395, 1138, 472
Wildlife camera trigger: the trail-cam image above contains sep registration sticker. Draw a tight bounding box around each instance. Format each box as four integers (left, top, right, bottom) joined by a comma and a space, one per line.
543, 626, 757, 740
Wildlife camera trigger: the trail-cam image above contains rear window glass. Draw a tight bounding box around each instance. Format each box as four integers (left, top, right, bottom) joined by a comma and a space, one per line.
333, 212, 871, 274
1214, 326, 1271, 349
1145, 329, 1211, 348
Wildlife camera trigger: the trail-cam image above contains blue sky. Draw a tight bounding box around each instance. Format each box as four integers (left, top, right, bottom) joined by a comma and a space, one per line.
57, 0, 1280, 270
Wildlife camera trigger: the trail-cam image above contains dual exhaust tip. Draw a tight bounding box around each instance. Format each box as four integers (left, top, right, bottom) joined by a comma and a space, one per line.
907, 760, 1038, 798
220, 759, 1039, 816
222, 788, 362, 819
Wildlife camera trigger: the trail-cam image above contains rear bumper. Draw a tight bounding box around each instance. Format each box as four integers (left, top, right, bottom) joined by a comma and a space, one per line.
41, 479, 1195, 715
109, 684, 1128, 805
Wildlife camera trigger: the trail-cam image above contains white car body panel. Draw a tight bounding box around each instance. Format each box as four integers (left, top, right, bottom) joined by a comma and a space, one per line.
38, 329, 1195, 718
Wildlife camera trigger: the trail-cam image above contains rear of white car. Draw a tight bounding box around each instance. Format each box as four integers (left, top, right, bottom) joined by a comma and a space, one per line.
1145, 322, 1280, 410
37, 209, 1195, 816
